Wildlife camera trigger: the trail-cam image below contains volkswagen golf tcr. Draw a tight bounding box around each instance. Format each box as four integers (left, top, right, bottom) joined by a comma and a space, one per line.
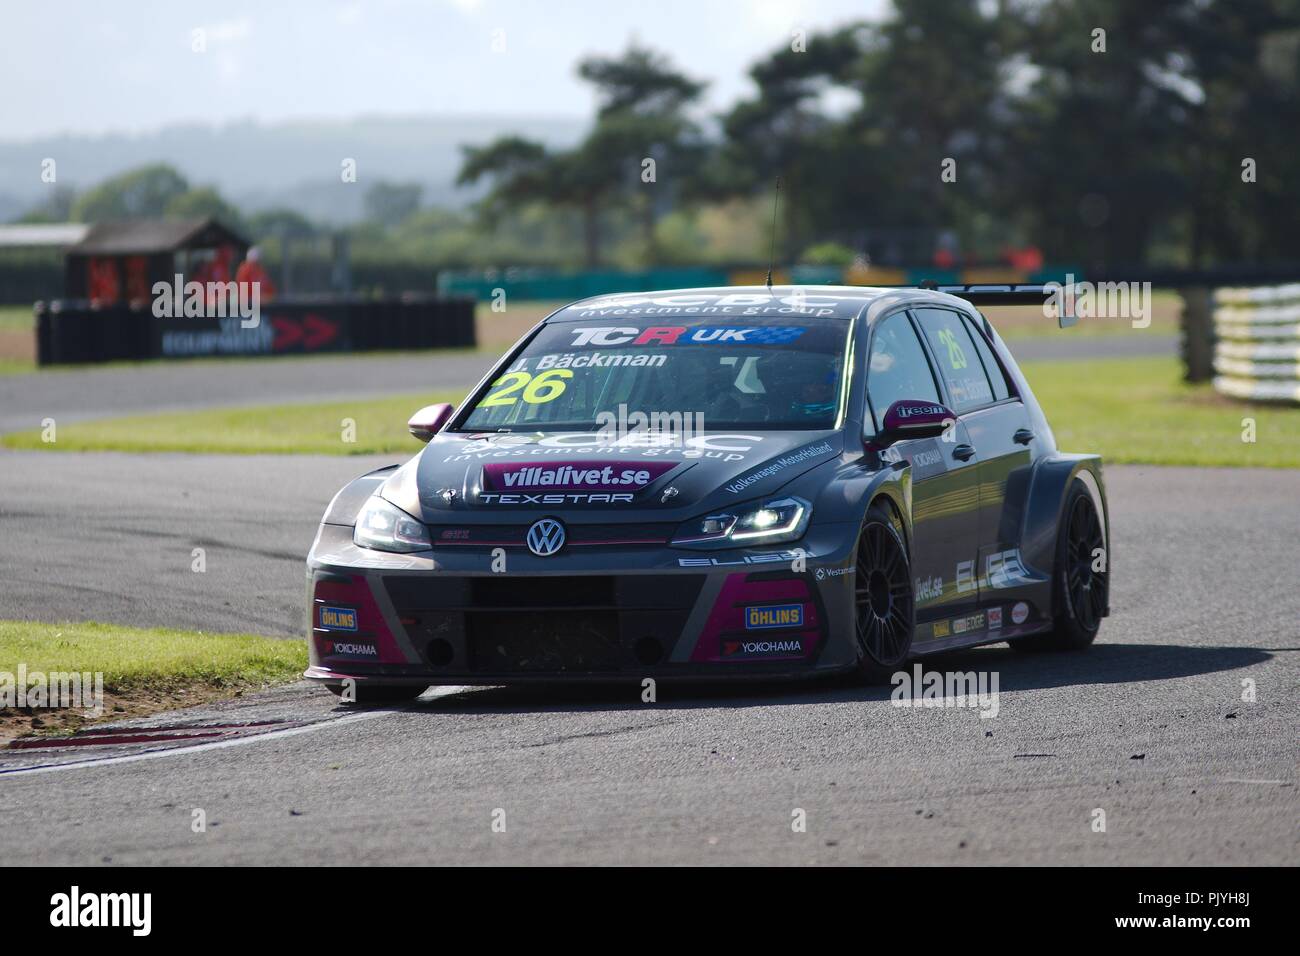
305, 285, 1109, 700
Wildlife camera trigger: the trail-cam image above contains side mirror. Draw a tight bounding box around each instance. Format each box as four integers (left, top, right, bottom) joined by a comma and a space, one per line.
875, 399, 954, 447
407, 403, 454, 443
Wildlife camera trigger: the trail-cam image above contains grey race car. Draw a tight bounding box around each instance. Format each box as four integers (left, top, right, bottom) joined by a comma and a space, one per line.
305, 285, 1109, 701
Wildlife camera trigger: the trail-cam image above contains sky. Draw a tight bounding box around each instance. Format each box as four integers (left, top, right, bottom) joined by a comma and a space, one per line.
0, 0, 886, 141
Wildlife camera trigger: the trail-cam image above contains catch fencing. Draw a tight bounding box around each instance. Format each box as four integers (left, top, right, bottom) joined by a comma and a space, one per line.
35, 295, 475, 366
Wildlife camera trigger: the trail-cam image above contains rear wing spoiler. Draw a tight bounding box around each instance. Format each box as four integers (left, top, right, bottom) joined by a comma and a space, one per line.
919, 282, 1078, 328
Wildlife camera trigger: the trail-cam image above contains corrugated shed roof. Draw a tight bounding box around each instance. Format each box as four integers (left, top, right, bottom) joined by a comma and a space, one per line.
68, 218, 247, 255
0, 223, 92, 248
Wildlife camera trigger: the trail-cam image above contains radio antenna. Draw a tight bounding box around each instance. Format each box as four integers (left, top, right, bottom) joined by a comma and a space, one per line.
765, 175, 782, 291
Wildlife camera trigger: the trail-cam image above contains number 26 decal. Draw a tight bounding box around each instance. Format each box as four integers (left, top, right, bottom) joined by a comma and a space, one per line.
480, 368, 573, 407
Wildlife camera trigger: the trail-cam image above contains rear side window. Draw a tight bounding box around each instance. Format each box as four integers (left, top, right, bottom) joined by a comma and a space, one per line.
959, 314, 1011, 402
914, 308, 997, 412
866, 311, 940, 431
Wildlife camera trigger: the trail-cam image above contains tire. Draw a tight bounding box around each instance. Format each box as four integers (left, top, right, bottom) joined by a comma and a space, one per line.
853, 503, 915, 682
1013, 479, 1107, 652
325, 682, 427, 704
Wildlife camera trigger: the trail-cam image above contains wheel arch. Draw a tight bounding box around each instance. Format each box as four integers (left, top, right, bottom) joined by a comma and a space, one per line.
1019, 453, 1109, 613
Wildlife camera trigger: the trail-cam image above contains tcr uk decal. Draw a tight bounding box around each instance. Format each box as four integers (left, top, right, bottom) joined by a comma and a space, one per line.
568, 326, 805, 347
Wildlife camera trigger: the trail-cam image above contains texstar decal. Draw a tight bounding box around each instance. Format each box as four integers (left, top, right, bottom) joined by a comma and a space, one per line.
568, 326, 805, 347
988, 606, 1003, 629
483, 460, 675, 492
478, 492, 635, 505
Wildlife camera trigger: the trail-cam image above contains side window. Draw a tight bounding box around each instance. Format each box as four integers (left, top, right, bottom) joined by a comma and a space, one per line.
960, 314, 1012, 402
866, 311, 940, 432
915, 308, 996, 412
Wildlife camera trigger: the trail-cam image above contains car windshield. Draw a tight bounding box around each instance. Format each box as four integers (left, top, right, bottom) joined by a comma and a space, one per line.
459, 316, 849, 432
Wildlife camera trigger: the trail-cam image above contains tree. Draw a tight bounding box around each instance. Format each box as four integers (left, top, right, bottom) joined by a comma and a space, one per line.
165, 186, 247, 232
576, 44, 708, 259
364, 181, 424, 228
17, 185, 76, 223
70, 164, 189, 222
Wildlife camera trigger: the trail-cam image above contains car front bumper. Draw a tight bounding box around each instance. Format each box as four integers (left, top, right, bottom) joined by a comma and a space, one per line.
303, 521, 861, 686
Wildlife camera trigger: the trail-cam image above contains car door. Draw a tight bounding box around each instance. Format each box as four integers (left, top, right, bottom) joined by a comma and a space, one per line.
913, 308, 1037, 630
864, 310, 982, 640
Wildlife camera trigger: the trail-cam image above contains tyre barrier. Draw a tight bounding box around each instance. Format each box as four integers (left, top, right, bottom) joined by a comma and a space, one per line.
34, 295, 475, 366
1211, 283, 1300, 404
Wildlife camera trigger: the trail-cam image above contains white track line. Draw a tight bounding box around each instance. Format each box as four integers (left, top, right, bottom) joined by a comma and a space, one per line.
0, 686, 471, 778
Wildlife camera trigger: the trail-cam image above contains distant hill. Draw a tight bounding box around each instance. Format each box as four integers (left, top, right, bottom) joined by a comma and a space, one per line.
0, 114, 586, 224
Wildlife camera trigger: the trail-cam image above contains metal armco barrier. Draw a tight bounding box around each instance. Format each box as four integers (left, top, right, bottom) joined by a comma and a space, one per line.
35, 295, 475, 366
1212, 283, 1300, 403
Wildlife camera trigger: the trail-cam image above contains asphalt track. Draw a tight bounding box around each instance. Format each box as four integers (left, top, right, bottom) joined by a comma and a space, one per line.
1, 454, 1296, 864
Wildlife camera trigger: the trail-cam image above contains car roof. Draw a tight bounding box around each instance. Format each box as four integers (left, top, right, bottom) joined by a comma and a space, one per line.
545, 285, 963, 324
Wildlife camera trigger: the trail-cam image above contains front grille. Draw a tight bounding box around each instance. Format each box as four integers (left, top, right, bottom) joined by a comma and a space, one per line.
468, 611, 623, 672
384, 574, 705, 673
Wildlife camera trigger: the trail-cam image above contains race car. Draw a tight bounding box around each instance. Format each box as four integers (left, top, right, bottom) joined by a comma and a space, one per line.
304, 285, 1109, 700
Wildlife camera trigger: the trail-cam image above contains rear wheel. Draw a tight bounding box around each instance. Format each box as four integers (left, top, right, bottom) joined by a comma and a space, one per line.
853, 505, 914, 682
325, 682, 427, 704
1013, 480, 1107, 652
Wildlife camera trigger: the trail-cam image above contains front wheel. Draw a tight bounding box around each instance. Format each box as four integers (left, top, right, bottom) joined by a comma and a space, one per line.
853, 504, 915, 682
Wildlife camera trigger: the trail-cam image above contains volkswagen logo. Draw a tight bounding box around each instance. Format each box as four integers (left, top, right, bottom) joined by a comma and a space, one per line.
526, 517, 566, 557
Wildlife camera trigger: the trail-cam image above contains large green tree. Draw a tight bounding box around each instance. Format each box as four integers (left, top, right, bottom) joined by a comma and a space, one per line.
70, 163, 190, 222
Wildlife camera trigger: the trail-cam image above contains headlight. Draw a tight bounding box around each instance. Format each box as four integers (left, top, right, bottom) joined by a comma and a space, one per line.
353, 496, 431, 553
672, 496, 811, 548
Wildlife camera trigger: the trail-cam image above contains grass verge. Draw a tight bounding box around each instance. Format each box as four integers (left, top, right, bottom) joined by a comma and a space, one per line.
4, 356, 1297, 467
1021, 356, 1300, 468
0, 619, 307, 741
2, 390, 464, 454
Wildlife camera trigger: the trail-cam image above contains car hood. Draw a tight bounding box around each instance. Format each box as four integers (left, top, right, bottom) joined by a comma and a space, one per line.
378, 429, 845, 524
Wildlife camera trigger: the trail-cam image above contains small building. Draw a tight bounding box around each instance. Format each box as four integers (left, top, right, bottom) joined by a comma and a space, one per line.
63, 217, 249, 305
0, 223, 93, 304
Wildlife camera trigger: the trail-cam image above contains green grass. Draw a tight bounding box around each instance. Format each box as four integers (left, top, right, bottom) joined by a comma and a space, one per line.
5, 356, 1298, 467
1021, 356, 1300, 468
0, 620, 306, 693
2, 390, 464, 454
